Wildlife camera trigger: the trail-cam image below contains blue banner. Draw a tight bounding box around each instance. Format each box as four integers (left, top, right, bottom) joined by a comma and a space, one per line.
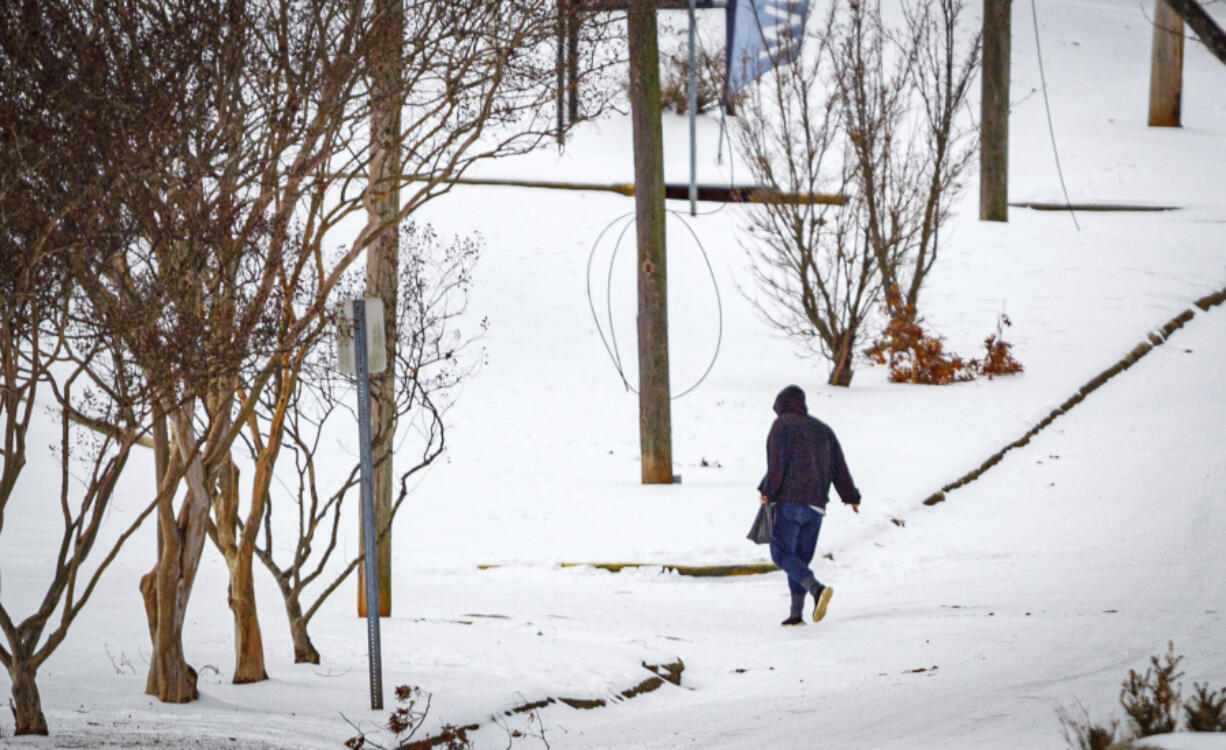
726, 0, 811, 94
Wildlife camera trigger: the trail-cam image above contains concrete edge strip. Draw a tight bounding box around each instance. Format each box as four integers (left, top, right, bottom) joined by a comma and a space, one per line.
560, 562, 779, 577
1010, 202, 1180, 212
402, 659, 685, 749
478, 562, 780, 577
923, 284, 1226, 507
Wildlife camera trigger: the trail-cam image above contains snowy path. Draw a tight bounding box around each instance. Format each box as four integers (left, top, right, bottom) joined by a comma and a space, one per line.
459, 302, 1226, 749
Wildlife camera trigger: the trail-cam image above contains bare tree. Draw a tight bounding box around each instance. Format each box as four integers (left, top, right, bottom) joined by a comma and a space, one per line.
191, 0, 614, 685
249, 225, 482, 664
832, 0, 924, 319
898, 0, 981, 314
81, 1, 334, 700
734, 0, 979, 385
0, 2, 195, 732
834, 0, 980, 378
733, 5, 880, 386
58, 0, 608, 699
5, 0, 614, 709
0, 304, 159, 736
50, 0, 390, 699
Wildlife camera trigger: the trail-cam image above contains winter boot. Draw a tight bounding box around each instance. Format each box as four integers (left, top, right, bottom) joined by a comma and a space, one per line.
780, 592, 806, 626
811, 584, 833, 622
801, 576, 833, 622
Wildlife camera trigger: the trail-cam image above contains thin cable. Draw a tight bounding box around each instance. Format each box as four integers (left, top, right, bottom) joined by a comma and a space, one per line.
681, 24, 739, 218
585, 210, 725, 399
605, 217, 639, 388
686, 147, 737, 217
683, 108, 738, 218
1029, 0, 1080, 231
665, 209, 724, 399
586, 210, 638, 389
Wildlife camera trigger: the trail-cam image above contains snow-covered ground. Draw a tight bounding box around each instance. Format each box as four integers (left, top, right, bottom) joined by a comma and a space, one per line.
3, 1, 1226, 748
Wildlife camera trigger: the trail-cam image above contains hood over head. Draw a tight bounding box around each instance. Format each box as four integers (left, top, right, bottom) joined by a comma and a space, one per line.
773, 385, 807, 416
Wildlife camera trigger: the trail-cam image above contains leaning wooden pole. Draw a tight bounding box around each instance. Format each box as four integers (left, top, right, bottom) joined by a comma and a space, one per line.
1148, 0, 1184, 127
979, 0, 1011, 222
361, 0, 401, 618
627, 0, 674, 485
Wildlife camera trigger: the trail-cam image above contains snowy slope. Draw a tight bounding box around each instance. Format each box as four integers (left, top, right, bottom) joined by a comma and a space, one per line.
3, 1, 1226, 748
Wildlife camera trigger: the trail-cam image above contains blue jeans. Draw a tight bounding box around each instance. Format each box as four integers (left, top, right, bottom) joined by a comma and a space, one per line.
769, 503, 823, 596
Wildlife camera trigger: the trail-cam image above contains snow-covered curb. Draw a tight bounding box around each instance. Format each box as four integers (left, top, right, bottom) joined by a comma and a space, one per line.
401, 659, 685, 749
924, 283, 1226, 507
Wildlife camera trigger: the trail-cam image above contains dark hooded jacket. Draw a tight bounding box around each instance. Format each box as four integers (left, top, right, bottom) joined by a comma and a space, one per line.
757, 385, 860, 510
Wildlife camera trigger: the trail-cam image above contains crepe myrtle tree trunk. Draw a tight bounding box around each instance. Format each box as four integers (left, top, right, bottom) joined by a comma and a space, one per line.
7, 656, 48, 735
209, 426, 281, 683
225, 546, 268, 683
141, 408, 212, 703
287, 598, 320, 665
210, 455, 268, 684
211, 468, 270, 684
141, 556, 198, 703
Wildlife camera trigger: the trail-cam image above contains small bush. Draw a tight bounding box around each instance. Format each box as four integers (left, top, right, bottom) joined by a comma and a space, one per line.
1120, 643, 1184, 737
433, 724, 474, 750
867, 308, 1023, 385
345, 685, 474, 750
1058, 703, 1119, 750
979, 313, 1024, 378
1060, 644, 1226, 748
866, 307, 974, 385
1185, 682, 1226, 732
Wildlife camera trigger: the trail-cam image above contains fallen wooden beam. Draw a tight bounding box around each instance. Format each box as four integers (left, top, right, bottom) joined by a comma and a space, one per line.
1010, 201, 1179, 212
586, 1, 728, 10
444, 176, 847, 206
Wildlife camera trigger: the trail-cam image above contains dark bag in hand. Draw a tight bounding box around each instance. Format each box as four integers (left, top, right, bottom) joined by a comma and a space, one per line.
747, 503, 774, 545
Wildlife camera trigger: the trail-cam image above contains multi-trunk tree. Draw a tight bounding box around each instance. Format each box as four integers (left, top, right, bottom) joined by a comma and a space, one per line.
3, 0, 621, 727
735, 0, 980, 385
250, 226, 483, 664
734, 3, 875, 386
0, 1, 199, 732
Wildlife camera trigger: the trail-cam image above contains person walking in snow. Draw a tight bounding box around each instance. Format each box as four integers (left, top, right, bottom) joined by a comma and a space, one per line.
758, 385, 861, 626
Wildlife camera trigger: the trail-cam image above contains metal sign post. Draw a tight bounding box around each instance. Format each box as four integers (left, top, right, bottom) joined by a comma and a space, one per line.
349, 298, 385, 711
688, 0, 698, 216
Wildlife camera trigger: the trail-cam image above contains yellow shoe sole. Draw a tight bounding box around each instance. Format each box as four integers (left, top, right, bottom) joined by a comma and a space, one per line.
812, 586, 833, 622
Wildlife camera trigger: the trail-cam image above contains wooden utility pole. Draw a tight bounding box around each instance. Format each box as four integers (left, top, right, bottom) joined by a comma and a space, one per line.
1148, 0, 1184, 127
627, 0, 674, 484
567, 0, 580, 124
361, 0, 402, 618
980, 0, 1011, 222
556, 1, 566, 141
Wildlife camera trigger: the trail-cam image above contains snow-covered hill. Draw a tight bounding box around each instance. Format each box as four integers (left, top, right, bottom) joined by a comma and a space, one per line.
2, 1, 1225, 748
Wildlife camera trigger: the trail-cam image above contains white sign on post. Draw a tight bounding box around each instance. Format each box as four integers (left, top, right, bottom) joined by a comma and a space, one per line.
336, 298, 387, 376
